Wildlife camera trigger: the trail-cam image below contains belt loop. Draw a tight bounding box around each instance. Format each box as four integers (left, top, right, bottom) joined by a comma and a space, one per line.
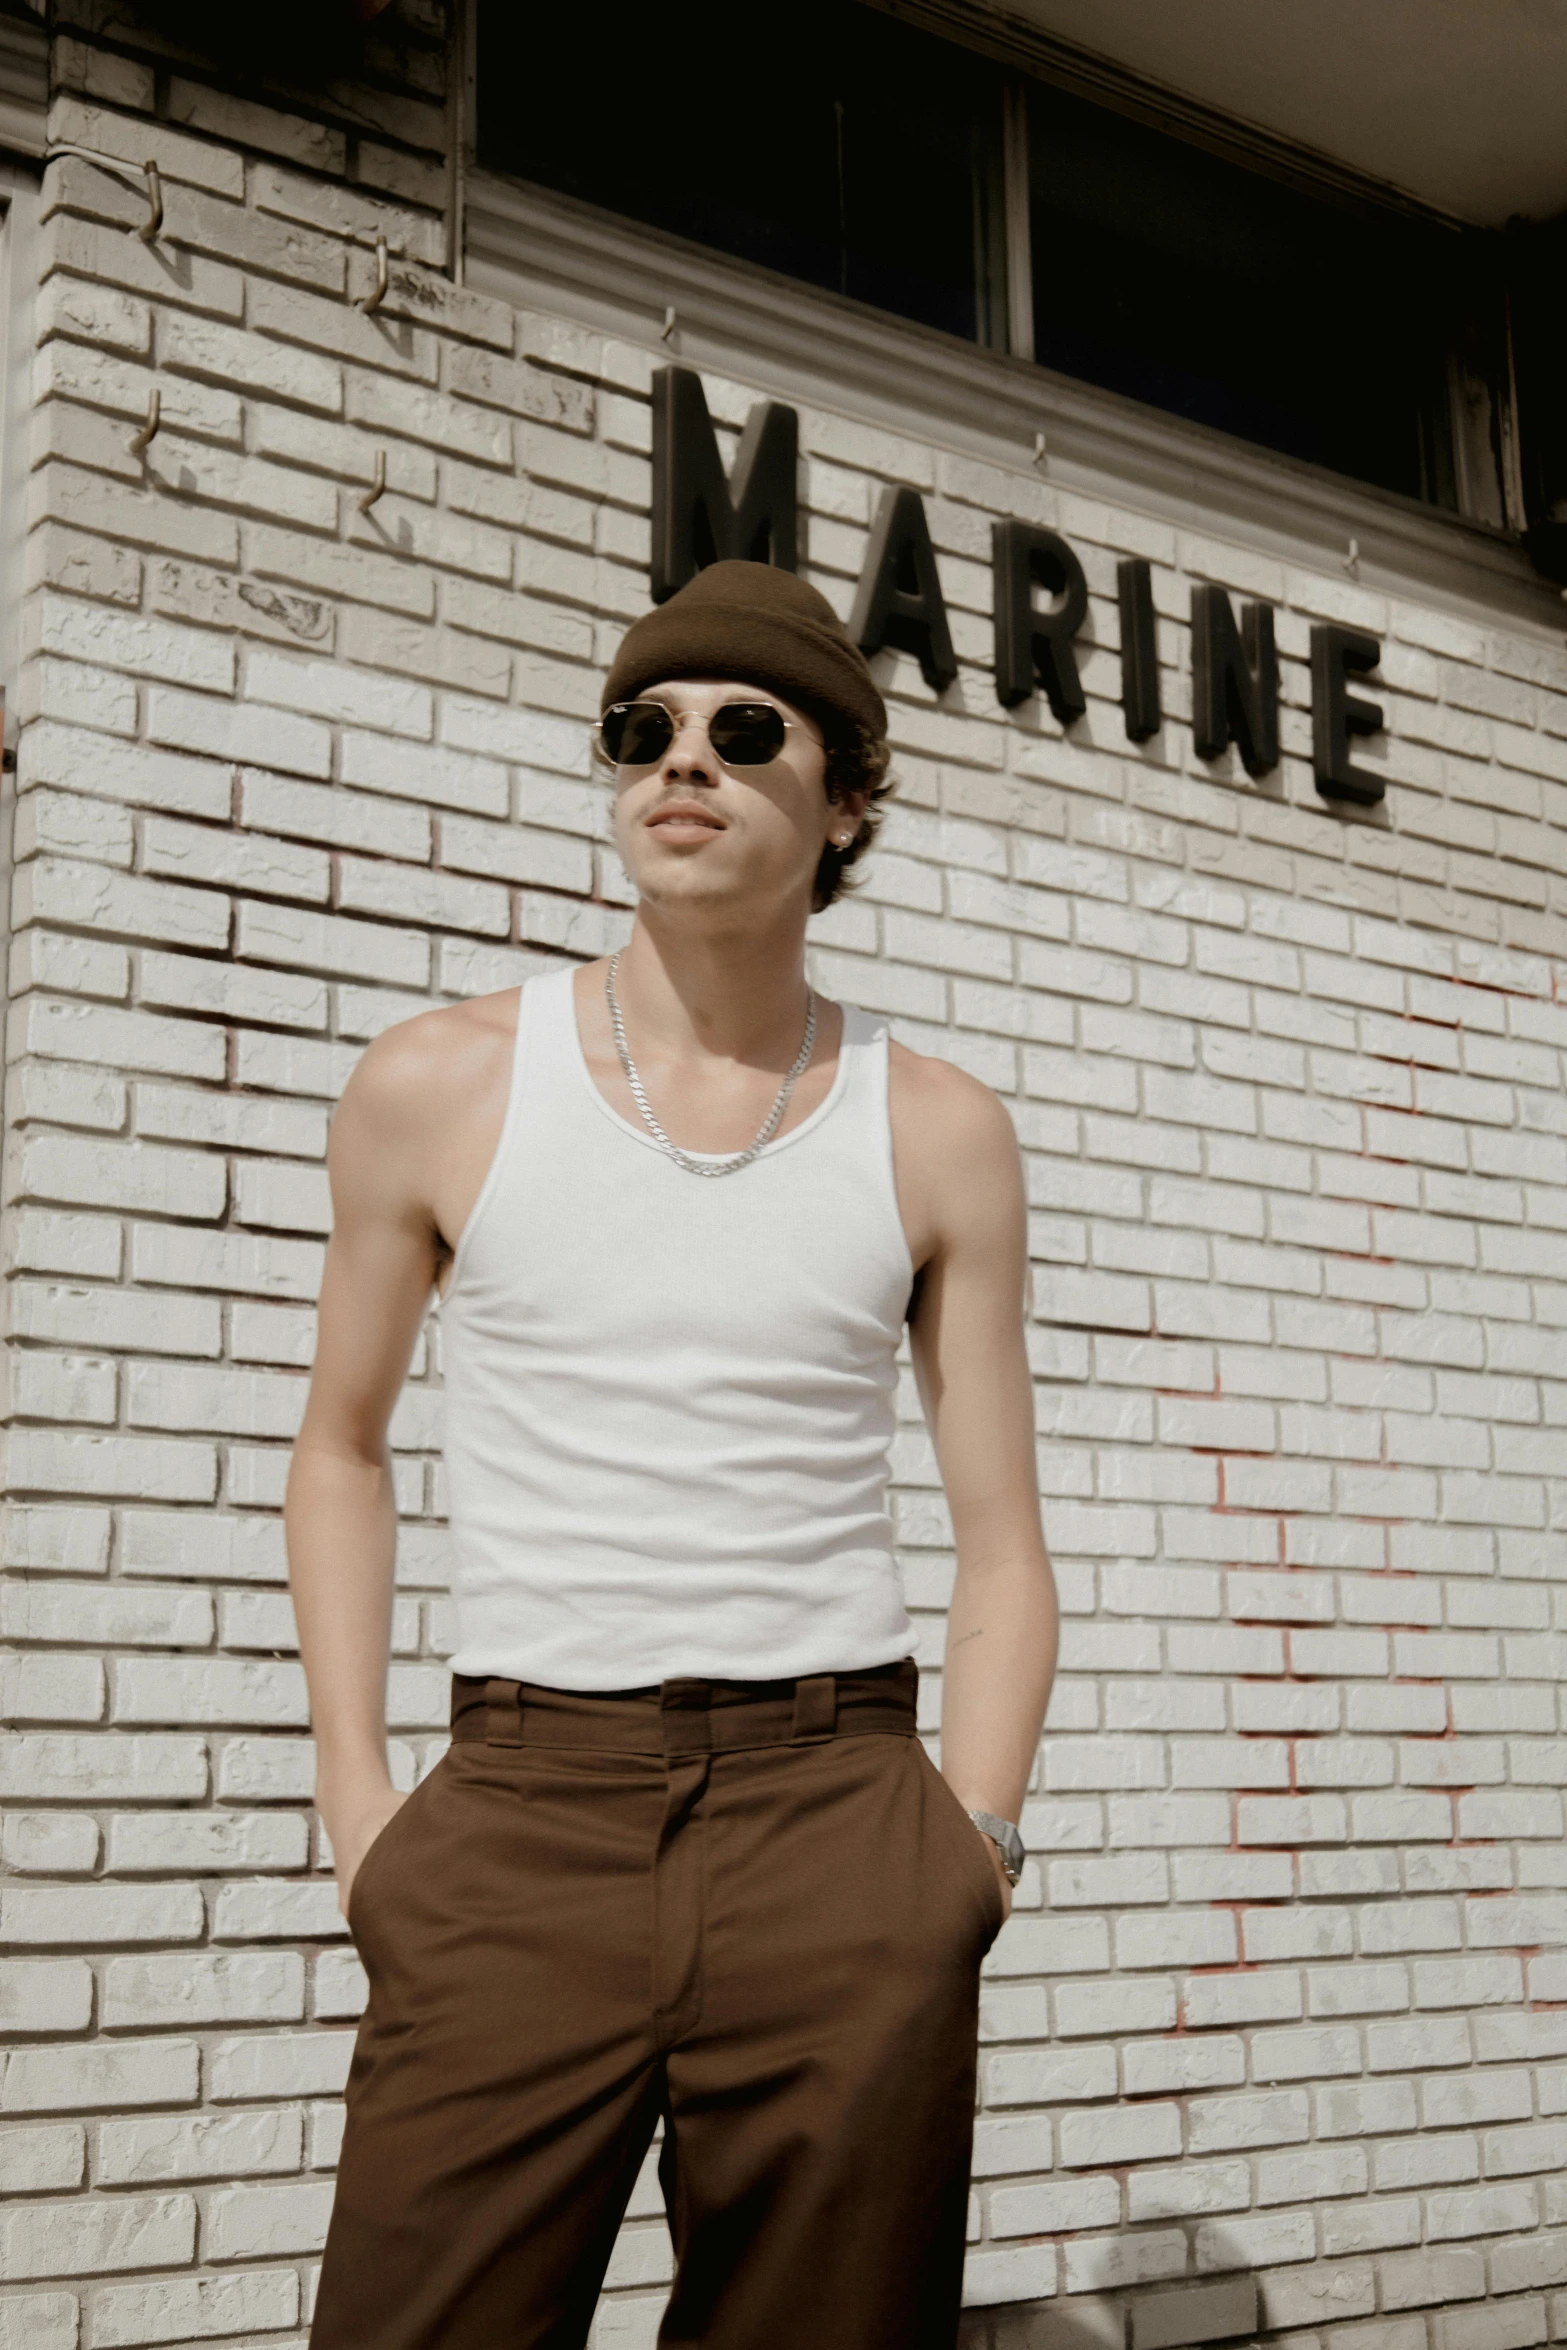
660, 1678, 713, 1757
791, 1673, 837, 1743
485, 1676, 526, 1747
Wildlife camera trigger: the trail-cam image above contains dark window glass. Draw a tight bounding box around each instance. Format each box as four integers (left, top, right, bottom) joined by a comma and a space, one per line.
1509, 212, 1567, 570
478, 3, 1486, 515
477, 0, 1008, 348
1026, 83, 1460, 507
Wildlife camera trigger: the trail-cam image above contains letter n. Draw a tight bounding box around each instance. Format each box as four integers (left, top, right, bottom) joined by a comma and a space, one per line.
650, 366, 799, 604
851, 486, 957, 693
1190, 584, 1278, 777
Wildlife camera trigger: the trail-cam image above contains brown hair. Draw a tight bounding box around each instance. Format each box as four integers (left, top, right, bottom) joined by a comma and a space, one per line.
816, 721, 895, 914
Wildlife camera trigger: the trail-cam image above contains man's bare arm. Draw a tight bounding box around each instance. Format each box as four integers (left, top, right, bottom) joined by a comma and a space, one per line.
904, 1059, 1058, 1906
285, 1022, 450, 1913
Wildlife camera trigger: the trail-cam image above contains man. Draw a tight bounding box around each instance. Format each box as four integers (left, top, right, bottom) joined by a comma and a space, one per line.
288, 559, 1058, 2350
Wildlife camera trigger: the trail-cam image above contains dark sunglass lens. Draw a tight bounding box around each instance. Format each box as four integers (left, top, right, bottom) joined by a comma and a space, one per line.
708, 703, 787, 765
601, 702, 675, 765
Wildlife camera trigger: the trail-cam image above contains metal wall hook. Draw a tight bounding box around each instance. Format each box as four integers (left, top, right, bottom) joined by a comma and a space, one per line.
129, 387, 160, 457
45, 147, 166, 245
138, 158, 163, 244
356, 448, 387, 514
660, 305, 677, 342
356, 231, 389, 314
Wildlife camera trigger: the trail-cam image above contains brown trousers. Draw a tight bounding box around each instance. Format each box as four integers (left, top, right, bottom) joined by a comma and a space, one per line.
311, 1659, 1004, 2350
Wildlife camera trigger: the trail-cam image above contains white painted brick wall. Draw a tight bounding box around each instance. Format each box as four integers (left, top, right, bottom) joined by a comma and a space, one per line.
2, 9, 1565, 2350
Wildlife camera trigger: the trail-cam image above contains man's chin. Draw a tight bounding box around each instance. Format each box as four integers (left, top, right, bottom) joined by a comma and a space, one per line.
628, 859, 743, 908
630, 867, 800, 930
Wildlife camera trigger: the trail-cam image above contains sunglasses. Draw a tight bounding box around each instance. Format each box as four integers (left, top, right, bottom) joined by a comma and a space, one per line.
595, 699, 809, 769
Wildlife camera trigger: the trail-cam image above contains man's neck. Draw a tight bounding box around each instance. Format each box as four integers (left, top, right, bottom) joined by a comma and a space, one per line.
611, 909, 815, 1070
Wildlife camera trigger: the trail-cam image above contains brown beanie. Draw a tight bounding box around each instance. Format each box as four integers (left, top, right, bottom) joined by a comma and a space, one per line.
601, 560, 887, 742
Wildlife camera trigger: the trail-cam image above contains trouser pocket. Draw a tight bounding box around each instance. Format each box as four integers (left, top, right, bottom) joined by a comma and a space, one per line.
914, 1739, 1007, 1945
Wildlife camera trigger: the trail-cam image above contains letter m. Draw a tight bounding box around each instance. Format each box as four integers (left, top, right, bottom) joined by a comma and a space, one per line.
650, 366, 799, 604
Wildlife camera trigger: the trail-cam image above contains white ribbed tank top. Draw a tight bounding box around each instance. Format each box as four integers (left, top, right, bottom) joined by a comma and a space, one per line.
439, 966, 917, 1690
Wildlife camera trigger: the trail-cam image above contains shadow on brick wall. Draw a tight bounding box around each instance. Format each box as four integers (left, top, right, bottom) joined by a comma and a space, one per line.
959, 2231, 1263, 2350
959, 2298, 1118, 2350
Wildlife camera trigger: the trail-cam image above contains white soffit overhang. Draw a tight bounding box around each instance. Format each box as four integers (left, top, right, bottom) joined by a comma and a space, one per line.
915, 0, 1567, 227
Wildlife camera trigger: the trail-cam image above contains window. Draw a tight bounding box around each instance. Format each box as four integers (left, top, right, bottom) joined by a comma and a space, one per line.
476, 0, 1516, 528
1025, 83, 1460, 508
479, 1, 1009, 349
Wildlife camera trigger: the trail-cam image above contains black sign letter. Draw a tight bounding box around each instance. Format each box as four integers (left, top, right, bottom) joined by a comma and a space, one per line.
1117, 558, 1161, 742
650, 366, 798, 604
1311, 625, 1385, 806
851, 486, 957, 693
1191, 584, 1278, 777
993, 521, 1088, 725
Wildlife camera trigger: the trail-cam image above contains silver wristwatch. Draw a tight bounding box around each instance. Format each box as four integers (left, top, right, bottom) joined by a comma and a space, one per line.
967, 1809, 1025, 1886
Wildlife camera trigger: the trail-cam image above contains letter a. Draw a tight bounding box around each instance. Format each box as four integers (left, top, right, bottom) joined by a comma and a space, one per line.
851, 486, 957, 693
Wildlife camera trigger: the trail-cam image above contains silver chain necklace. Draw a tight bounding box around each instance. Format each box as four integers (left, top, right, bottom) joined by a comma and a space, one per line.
605, 951, 818, 1178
